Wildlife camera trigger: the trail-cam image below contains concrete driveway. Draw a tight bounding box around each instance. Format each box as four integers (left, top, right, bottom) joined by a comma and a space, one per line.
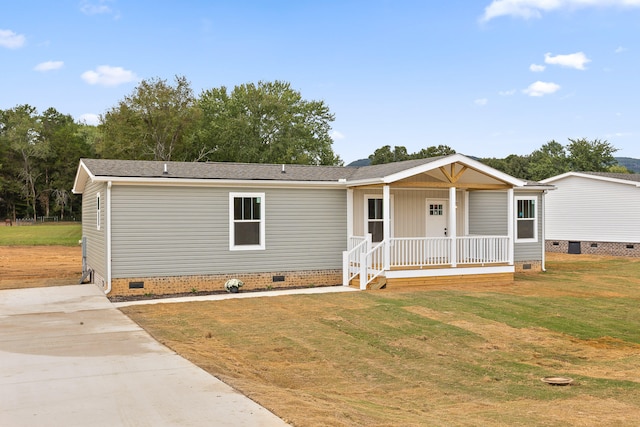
0, 285, 288, 426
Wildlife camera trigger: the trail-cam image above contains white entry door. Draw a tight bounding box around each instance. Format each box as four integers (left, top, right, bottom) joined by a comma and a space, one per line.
426, 199, 448, 237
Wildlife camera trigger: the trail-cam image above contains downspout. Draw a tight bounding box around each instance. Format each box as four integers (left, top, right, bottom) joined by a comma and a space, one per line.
105, 181, 112, 294
541, 190, 547, 272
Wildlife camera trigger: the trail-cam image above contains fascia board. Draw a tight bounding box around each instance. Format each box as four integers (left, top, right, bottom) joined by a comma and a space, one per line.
71, 160, 95, 194
86, 176, 348, 190
541, 172, 640, 187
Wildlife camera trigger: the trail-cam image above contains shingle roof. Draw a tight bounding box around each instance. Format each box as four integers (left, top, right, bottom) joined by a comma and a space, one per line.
81, 159, 356, 182
579, 171, 640, 183
346, 157, 445, 181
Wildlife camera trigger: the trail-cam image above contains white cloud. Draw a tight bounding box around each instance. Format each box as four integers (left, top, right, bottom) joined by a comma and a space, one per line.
544, 52, 591, 70
529, 63, 545, 72
615, 46, 627, 53
522, 81, 561, 97
0, 29, 26, 49
34, 60, 64, 72
474, 98, 488, 106
80, 0, 111, 15
499, 89, 516, 96
330, 130, 345, 140
78, 113, 100, 126
81, 65, 137, 86
481, 0, 640, 22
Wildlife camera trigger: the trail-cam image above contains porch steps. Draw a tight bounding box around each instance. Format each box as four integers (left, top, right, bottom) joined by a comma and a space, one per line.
349, 276, 386, 290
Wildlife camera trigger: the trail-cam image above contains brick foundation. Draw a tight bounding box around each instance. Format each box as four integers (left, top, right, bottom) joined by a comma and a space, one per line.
514, 260, 542, 273
546, 240, 640, 257
107, 269, 343, 297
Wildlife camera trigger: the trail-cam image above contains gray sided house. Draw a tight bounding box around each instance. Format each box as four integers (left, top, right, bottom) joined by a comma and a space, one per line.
72, 154, 552, 296
541, 172, 640, 257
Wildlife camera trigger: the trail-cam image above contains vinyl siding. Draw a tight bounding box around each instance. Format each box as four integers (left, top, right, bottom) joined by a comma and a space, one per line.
110, 185, 347, 278
468, 191, 508, 235
82, 180, 107, 279
545, 176, 640, 242
468, 190, 543, 261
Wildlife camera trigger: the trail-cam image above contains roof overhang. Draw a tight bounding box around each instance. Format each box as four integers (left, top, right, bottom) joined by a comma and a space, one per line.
541, 171, 640, 187
346, 154, 527, 188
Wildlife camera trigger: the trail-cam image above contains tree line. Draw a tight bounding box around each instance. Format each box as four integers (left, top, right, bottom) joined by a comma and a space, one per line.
367, 138, 626, 181
0, 77, 341, 221
0, 75, 629, 221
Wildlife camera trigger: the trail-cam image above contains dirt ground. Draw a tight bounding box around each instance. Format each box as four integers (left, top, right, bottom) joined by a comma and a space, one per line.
0, 246, 82, 290
3, 247, 640, 425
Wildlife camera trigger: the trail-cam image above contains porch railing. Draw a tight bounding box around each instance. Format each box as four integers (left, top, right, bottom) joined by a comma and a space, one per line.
342, 235, 371, 286
456, 236, 509, 264
390, 237, 451, 267
344, 235, 511, 289
360, 240, 386, 289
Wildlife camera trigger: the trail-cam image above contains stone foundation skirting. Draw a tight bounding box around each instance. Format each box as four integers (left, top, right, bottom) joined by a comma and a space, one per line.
514, 260, 542, 273
108, 269, 343, 297
546, 240, 640, 257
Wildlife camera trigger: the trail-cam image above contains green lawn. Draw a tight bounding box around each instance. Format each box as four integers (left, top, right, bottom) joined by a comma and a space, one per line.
0, 222, 82, 246
123, 253, 640, 426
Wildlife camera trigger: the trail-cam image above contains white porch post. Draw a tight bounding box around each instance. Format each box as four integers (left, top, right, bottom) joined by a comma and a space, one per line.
449, 186, 457, 267
383, 185, 391, 270
346, 188, 354, 238
507, 188, 514, 265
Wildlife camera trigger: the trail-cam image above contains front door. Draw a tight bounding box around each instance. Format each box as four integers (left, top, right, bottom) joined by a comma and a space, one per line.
426, 199, 448, 237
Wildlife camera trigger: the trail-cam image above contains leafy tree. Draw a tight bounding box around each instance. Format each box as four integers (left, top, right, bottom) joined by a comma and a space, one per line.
368, 144, 456, 165
0, 105, 48, 220
527, 140, 568, 181
607, 164, 631, 174
99, 75, 197, 161
40, 108, 95, 219
413, 144, 456, 159
369, 145, 410, 165
480, 154, 531, 180
193, 80, 341, 165
566, 138, 617, 172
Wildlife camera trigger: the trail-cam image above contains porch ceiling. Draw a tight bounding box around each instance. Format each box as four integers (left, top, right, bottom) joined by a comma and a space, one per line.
360, 162, 513, 190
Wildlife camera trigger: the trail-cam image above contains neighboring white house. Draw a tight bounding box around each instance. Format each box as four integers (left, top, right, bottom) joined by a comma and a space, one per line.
541, 172, 640, 257
72, 154, 553, 296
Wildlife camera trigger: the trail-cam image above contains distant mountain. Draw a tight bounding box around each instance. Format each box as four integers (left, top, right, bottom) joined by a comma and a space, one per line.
615, 157, 640, 173
347, 158, 371, 167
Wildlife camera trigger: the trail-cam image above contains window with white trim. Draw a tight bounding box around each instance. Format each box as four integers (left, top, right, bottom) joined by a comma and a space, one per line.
367, 197, 384, 242
96, 192, 101, 230
515, 196, 537, 242
229, 192, 265, 250
364, 195, 393, 243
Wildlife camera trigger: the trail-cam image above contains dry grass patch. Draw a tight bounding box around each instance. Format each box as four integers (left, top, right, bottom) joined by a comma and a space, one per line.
121, 253, 640, 426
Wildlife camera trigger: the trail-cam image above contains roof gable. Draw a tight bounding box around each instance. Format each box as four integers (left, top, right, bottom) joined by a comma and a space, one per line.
541, 171, 640, 187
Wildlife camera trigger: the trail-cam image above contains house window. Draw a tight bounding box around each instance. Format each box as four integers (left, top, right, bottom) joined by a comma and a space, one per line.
367, 197, 384, 242
229, 192, 265, 250
515, 197, 537, 242
96, 193, 101, 230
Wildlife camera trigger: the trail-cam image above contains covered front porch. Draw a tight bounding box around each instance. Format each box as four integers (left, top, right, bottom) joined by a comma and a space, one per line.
342, 158, 519, 289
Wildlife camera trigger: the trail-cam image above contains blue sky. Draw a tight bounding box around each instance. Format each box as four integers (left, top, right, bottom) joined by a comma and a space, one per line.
2, 0, 640, 163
